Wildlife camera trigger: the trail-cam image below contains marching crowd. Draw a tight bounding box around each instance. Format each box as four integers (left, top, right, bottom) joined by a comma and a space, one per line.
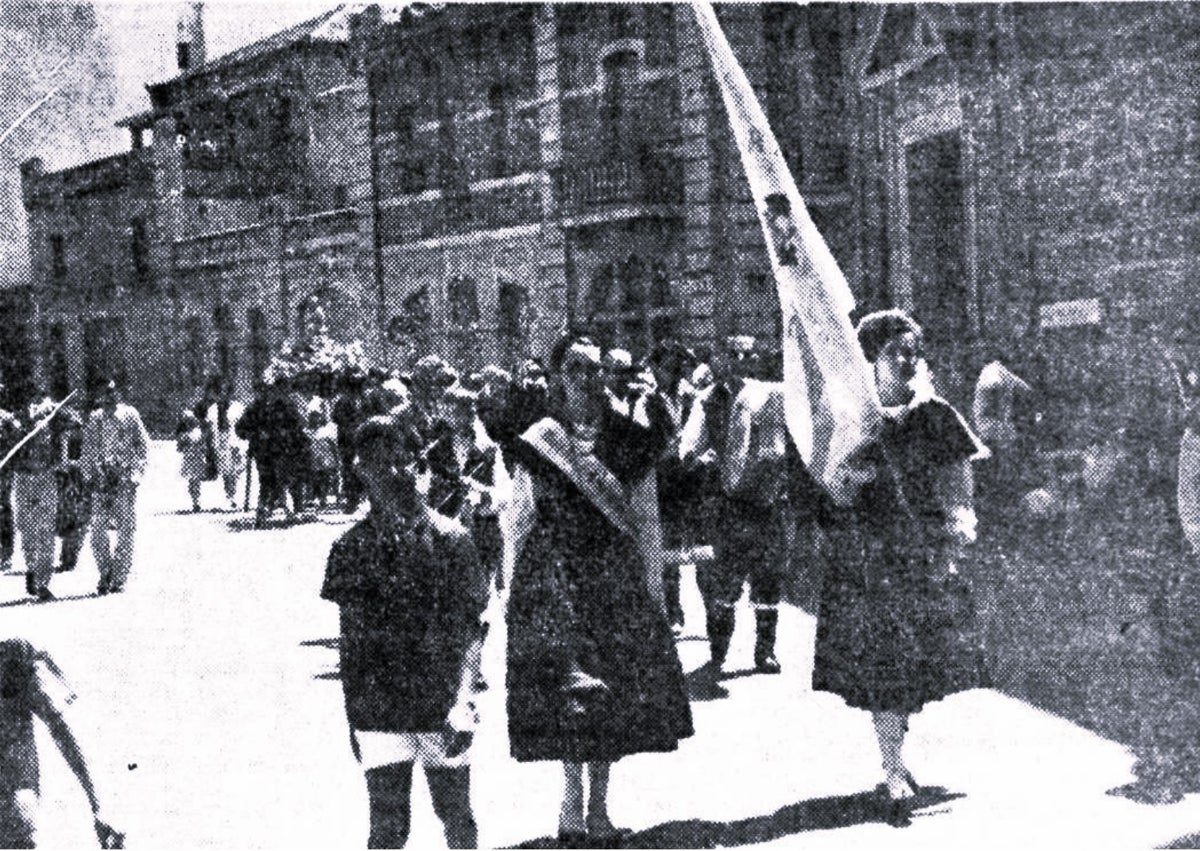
0, 309, 1014, 848
313, 310, 989, 847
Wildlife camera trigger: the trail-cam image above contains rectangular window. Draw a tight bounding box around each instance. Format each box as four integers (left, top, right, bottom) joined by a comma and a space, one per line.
49, 234, 67, 283
497, 279, 525, 340
130, 217, 151, 288
184, 316, 206, 388
248, 307, 271, 383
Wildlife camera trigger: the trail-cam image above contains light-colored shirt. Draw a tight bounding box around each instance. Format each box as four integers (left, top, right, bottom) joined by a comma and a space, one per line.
81, 403, 150, 485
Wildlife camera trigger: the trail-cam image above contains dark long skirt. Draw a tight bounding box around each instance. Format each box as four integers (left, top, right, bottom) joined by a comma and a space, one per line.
507, 519, 693, 763
812, 525, 990, 714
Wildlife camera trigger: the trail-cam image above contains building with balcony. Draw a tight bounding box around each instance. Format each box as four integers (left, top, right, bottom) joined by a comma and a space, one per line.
21, 4, 374, 429
18, 3, 1200, 431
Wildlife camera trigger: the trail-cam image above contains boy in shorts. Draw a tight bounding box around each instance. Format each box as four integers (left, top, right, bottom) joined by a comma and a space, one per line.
321, 411, 487, 848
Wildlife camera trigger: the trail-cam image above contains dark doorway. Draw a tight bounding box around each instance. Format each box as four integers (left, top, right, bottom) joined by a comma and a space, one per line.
82, 316, 129, 392
45, 322, 70, 399
906, 130, 968, 349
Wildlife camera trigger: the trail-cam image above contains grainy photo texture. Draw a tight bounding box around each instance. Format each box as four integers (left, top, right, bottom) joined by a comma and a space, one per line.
0, 1, 1197, 848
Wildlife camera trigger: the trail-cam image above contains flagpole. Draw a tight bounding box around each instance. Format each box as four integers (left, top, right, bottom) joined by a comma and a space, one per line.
0, 391, 78, 475
690, 0, 880, 494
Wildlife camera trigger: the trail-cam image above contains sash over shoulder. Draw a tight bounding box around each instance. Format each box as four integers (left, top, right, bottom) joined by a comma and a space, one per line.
518, 417, 639, 540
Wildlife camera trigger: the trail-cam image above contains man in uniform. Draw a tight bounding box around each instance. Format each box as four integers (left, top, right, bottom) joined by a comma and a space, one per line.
681, 336, 795, 675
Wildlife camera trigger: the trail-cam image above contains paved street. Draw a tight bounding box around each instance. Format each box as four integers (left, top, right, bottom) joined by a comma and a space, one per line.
5, 442, 1200, 848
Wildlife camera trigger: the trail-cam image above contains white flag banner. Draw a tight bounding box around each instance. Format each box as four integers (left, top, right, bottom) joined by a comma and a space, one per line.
691, 0, 881, 491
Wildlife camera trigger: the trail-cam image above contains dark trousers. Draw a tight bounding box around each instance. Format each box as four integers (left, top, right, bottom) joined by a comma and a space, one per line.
340, 445, 364, 510
256, 460, 286, 514
704, 495, 790, 608
364, 763, 476, 849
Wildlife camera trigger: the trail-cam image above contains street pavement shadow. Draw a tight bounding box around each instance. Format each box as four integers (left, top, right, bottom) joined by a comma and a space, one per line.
225, 514, 319, 532
685, 668, 728, 701
1158, 831, 1200, 848
717, 667, 772, 683
978, 526, 1200, 805
0, 592, 102, 608
511, 787, 963, 848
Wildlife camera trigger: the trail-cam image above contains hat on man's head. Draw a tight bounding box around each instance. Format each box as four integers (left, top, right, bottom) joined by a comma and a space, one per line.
354, 409, 423, 457
603, 349, 636, 374
410, 355, 459, 389
443, 383, 480, 407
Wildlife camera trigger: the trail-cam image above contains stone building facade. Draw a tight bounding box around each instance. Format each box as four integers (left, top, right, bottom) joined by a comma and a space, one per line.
19, 3, 1200, 430
22, 6, 374, 429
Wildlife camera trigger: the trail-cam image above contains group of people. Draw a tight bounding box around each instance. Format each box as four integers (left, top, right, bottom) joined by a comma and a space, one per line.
0, 378, 149, 603
319, 309, 993, 847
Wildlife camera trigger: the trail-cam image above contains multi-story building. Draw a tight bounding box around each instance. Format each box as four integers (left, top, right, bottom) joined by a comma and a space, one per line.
20, 3, 1200, 431
22, 4, 373, 429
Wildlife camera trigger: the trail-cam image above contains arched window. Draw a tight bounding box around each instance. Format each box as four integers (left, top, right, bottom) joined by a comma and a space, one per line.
497, 278, 526, 340
183, 316, 206, 388
448, 275, 480, 327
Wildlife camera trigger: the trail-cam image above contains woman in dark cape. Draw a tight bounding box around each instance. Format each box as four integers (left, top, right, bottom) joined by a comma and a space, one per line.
505, 334, 692, 845
813, 310, 989, 827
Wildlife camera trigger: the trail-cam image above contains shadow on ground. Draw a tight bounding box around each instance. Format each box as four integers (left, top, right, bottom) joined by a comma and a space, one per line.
959, 515, 1200, 805
225, 514, 319, 532
512, 787, 963, 848
0, 592, 102, 608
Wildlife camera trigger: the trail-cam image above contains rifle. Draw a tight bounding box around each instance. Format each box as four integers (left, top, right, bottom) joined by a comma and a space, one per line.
0, 391, 77, 475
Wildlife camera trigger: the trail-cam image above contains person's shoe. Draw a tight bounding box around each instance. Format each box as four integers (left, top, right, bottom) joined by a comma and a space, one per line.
556, 830, 588, 848
881, 794, 912, 828
35, 587, 55, 602
108, 586, 126, 594
25, 573, 34, 596
753, 608, 782, 674
55, 562, 75, 573
96, 583, 110, 596
587, 815, 632, 848
754, 651, 782, 674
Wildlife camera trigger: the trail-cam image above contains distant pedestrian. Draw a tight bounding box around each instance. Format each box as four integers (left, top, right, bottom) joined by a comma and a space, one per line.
433, 385, 510, 590
175, 410, 207, 513
679, 337, 796, 675
321, 413, 486, 849
305, 404, 340, 508
205, 378, 248, 513
332, 371, 370, 513
52, 401, 90, 573
0, 637, 123, 848
237, 378, 307, 527
12, 392, 61, 601
80, 379, 149, 596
